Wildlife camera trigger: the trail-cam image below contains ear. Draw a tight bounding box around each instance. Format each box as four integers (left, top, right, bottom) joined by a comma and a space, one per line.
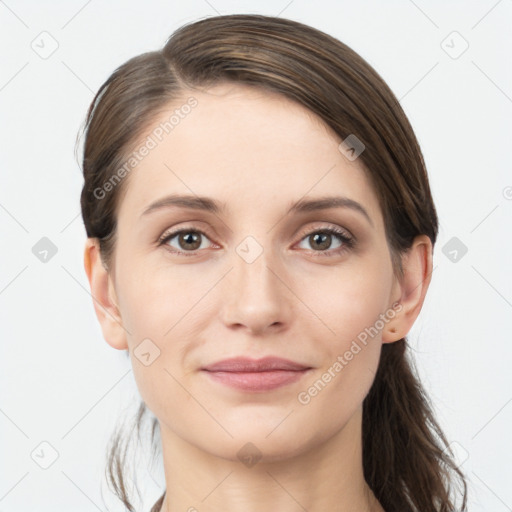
83, 238, 128, 350
382, 234, 433, 344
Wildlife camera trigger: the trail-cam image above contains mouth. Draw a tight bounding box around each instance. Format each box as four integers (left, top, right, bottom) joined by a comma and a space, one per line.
201, 356, 312, 392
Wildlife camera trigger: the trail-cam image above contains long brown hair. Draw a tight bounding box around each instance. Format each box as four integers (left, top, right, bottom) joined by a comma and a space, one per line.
78, 14, 468, 512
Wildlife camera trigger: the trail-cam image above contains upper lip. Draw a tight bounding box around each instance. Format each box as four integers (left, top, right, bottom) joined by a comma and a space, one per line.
202, 356, 311, 372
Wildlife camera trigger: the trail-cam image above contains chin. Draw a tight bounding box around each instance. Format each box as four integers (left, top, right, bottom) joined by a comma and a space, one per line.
207, 425, 319, 465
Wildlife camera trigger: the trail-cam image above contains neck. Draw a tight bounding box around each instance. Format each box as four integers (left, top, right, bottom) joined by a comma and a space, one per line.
157, 407, 384, 512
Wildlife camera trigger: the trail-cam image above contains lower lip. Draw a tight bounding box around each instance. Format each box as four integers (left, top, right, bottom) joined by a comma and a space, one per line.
202, 369, 311, 392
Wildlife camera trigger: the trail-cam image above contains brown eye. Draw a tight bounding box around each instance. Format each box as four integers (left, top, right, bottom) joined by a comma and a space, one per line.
176, 231, 202, 250
308, 232, 334, 251
296, 227, 355, 257
159, 229, 212, 254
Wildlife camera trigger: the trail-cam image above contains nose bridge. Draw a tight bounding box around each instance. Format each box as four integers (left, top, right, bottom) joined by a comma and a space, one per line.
234, 233, 280, 298
220, 232, 291, 332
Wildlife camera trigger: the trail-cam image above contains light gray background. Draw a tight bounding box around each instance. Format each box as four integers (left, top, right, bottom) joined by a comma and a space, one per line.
1, 1, 511, 511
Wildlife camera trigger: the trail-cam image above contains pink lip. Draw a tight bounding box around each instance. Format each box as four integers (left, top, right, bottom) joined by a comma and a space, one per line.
202, 356, 310, 372
201, 357, 312, 392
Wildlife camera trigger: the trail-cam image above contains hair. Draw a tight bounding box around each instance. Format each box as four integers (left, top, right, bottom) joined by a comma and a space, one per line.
77, 13, 468, 512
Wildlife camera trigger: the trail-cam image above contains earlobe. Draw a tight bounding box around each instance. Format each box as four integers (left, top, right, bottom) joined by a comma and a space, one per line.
83, 238, 128, 350
382, 308, 402, 343
382, 235, 433, 344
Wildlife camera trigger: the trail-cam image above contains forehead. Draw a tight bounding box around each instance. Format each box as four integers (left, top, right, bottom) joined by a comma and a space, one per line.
117, 83, 382, 224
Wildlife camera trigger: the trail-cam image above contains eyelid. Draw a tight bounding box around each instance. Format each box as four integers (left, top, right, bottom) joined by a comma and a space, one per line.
294, 222, 354, 243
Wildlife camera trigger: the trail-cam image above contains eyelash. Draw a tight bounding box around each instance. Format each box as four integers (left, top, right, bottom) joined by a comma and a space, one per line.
157, 225, 355, 258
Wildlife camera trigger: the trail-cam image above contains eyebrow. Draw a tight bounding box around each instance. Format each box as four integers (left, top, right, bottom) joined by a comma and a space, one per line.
141, 194, 373, 227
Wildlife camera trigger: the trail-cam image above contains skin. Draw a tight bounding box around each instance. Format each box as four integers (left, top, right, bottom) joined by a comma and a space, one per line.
84, 83, 432, 512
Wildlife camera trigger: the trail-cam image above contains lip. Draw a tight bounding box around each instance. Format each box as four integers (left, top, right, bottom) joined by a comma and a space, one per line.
201, 357, 312, 392
202, 356, 311, 372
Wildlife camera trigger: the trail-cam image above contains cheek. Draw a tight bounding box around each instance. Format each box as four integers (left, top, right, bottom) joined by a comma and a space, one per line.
120, 289, 194, 425
302, 256, 392, 346
297, 255, 391, 404
294, 266, 389, 427
111, 263, 173, 390
118, 259, 203, 336
115, 260, 214, 401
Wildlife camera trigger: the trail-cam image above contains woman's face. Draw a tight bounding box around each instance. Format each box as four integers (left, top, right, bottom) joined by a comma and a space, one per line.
99, 83, 406, 461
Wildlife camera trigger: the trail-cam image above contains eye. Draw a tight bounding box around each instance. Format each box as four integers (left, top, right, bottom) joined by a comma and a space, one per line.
296, 227, 355, 257
157, 225, 355, 258
158, 228, 215, 256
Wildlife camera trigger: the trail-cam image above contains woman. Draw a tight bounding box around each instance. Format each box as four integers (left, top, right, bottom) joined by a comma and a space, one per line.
79, 14, 468, 512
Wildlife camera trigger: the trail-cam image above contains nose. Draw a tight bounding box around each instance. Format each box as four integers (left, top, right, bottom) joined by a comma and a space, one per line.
219, 243, 293, 336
